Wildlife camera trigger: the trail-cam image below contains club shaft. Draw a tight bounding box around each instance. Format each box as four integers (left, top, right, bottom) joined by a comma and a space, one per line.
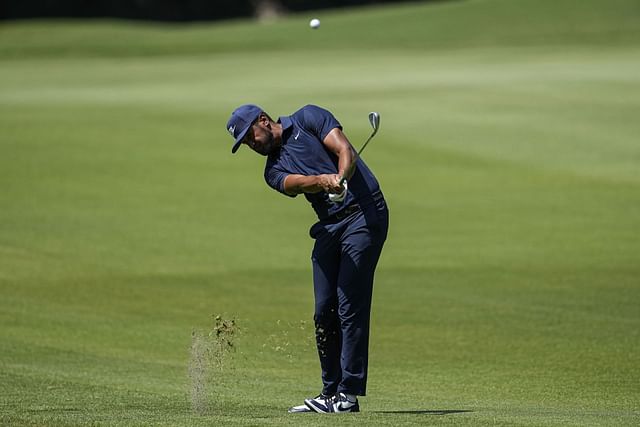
339, 132, 375, 186
338, 112, 380, 187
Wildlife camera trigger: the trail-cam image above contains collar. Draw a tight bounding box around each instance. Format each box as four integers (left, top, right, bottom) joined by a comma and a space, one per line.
278, 116, 294, 145
279, 115, 293, 131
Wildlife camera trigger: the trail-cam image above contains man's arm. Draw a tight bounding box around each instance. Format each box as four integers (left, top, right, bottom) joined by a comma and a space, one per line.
282, 128, 355, 196
323, 128, 355, 181
283, 173, 341, 196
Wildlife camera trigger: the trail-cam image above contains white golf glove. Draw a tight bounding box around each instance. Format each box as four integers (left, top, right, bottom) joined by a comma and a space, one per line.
328, 181, 348, 204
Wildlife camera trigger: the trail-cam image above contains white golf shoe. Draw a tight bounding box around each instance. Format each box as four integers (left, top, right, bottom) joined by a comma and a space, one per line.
303, 393, 336, 413
297, 392, 360, 413
332, 392, 360, 413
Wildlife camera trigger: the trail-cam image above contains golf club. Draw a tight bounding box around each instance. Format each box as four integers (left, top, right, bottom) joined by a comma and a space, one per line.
339, 111, 380, 186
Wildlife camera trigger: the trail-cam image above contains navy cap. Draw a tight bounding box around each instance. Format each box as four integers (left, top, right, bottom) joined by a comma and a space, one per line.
226, 104, 262, 153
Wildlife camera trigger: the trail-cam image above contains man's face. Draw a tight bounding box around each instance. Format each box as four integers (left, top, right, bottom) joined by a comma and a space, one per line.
242, 115, 280, 156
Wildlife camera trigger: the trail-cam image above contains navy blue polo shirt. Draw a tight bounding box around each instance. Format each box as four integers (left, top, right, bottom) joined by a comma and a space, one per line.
264, 105, 381, 221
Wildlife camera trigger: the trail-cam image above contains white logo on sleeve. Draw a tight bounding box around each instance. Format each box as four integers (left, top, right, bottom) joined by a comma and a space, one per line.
294, 130, 301, 140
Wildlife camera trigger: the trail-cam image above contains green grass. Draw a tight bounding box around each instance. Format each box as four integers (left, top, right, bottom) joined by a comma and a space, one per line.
1, 0, 639, 425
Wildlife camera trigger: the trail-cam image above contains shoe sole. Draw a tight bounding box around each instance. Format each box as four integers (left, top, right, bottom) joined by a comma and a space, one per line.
304, 401, 360, 414
288, 405, 313, 413
334, 405, 360, 413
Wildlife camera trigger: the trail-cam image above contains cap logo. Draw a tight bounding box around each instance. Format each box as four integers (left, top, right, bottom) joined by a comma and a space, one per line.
228, 125, 236, 136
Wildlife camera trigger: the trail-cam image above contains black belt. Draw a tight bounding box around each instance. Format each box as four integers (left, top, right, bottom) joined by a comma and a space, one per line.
323, 191, 384, 222
330, 204, 361, 221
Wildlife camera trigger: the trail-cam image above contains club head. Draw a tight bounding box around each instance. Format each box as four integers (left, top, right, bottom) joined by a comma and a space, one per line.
368, 112, 380, 135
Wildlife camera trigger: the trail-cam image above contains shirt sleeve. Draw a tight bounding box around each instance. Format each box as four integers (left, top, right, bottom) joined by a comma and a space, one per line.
302, 105, 342, 141
264, 160, 296, 198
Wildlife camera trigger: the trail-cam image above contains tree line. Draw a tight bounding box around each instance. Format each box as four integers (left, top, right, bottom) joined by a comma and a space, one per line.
1, 0, 440, 22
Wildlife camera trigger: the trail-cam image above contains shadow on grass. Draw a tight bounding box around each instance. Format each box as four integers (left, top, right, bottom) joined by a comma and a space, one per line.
374, 409, 473, 415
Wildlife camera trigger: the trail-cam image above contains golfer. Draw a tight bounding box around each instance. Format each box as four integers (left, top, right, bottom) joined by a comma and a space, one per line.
226, 104, 389, 413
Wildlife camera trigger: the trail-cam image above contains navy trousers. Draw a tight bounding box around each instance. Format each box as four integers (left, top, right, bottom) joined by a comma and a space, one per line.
309, 198, 388, 396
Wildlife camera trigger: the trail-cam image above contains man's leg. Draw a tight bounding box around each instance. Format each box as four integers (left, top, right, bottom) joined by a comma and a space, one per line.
311, 228, 342, 396
336, 211, 388, 396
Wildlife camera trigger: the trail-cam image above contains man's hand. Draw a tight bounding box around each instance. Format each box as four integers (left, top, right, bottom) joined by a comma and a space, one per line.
317, 174, 344, 194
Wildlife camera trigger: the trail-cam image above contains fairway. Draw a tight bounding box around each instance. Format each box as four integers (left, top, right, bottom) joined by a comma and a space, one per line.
1, 0, 640, 425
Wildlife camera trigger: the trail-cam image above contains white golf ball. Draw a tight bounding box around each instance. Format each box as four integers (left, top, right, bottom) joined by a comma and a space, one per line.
309, 18, 320, 29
